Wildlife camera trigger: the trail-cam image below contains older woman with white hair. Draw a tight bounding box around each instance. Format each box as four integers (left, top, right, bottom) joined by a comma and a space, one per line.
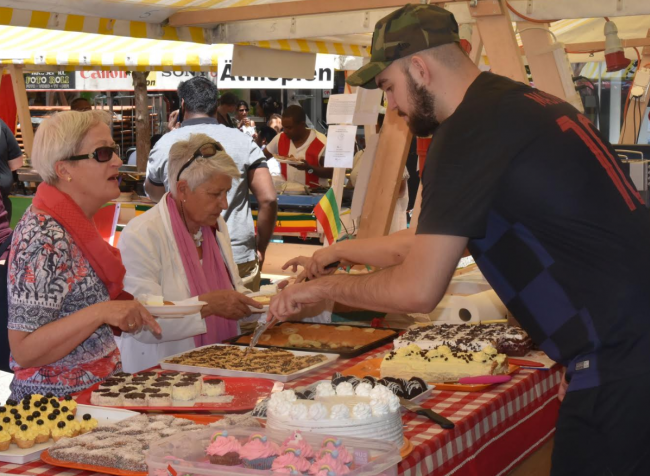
117, 133, 261, 372
7, 110, 160, 399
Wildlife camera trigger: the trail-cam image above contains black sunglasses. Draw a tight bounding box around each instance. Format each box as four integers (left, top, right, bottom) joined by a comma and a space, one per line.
65, 145, 120, 163
238, 108, 249, 112
176, 142, 223, 183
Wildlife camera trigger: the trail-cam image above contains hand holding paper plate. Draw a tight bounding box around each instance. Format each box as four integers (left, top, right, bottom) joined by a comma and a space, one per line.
138, 294, 207, 318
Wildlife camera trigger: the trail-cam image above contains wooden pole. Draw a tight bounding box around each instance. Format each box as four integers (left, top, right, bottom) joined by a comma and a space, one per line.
620, 29, 650, 144
472, 0, 529, 84
132, 71, 151, 173
519, 22, 567, 98
8, 66, 34, 158
356, 106, 412, 239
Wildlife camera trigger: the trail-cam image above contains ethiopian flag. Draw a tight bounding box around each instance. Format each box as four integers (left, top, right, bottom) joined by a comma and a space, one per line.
314, 188, 341, 245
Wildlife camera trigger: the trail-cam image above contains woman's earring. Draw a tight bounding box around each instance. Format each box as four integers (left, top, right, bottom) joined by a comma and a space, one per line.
183, 199, 186, 203
67, 177, 72, 182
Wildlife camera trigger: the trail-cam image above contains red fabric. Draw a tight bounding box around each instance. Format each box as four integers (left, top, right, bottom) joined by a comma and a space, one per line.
32, 183, 127, 300
278, 132, 325, 189
94, 204, 118, 243
0, 74, 17, 133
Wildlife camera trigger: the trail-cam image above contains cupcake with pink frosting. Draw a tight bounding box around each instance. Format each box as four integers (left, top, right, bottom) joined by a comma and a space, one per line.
205, 430, 242, 466
281, 430, 316, 461
240, 433, 280, 470
272, 447, 312, 474
309, 451, 351, 476
319, 438, 353, 467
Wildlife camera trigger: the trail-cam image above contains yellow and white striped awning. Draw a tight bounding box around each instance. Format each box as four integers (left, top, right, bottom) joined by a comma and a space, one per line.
240, 39, 369, 57
0, 2, 370, 57
0, 25, 230, 71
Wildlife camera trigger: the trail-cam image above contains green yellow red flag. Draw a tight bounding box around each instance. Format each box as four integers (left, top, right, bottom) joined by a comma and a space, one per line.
313, 188, 341, 245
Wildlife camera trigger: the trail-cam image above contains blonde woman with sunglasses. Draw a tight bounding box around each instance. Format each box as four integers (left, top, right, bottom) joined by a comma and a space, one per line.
6, 110, 160, 399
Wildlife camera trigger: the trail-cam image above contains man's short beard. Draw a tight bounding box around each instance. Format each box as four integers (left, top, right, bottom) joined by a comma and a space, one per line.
402, 70, 440, 137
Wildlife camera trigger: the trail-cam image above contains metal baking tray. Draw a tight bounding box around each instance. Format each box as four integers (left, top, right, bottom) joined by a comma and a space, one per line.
224, 322, 399, 358
159, 344, 339, 383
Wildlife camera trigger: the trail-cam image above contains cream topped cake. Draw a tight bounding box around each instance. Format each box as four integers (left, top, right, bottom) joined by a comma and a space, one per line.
266, 386, 403, 446
381, 343, 509, 382
394, 323, 532, 356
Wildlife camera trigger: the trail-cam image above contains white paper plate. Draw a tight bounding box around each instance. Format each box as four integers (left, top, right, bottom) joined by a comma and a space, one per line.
248, 306, 269, 313
160, 344, 339, 383
274, 157, 305, 165
0, 404, 137, 464
144, 301, 207, 318
248, 292, 274, 313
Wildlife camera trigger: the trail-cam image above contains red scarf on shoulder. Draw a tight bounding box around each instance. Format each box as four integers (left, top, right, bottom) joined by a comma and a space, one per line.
32, 183, 127, 300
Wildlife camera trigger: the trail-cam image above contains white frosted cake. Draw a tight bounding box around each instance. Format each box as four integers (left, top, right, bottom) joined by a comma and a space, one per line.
266, 384, 404, 447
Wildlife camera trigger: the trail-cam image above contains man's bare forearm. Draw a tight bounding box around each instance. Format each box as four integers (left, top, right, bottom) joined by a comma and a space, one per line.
312, 264, 438, 314
334, 229, 414, 268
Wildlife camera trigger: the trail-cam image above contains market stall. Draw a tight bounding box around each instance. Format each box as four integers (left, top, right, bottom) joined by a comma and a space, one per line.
1, 1, 650, 476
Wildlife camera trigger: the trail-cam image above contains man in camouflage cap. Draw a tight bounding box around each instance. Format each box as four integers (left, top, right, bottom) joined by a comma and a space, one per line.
346, 3, 472, 137
271, 5, 650, 475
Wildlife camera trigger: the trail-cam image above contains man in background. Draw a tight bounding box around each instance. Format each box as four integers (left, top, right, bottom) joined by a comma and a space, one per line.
263, 106, 331, 189
256, 125, 277, 151
70, 97, 92, 111
267, 113, 283, 134
215, 92, 238, 128
0, 119, 24, 222
145, 77, 277, 291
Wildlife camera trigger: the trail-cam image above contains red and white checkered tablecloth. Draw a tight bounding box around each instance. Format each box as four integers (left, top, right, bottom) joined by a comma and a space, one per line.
0, 344, 561, 476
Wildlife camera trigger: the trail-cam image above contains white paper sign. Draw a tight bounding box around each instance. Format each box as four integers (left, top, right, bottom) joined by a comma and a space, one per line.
326, 94, 357, 125
353, 88, 383, 126
324, 125, 357, 168
218, 53, 335, 89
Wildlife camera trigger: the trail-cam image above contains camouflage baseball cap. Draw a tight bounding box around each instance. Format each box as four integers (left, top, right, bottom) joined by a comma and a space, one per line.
347, 4, 460, 89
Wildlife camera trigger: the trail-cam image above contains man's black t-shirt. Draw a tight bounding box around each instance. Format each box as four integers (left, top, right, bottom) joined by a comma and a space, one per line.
417, 72, 650, 391
0, 119, 21, 194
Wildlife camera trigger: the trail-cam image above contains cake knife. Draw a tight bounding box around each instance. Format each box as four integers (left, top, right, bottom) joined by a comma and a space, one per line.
247, 315, 277, 353
400, 398, 455, 429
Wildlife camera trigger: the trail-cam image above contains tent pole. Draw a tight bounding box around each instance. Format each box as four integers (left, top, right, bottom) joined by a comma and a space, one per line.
472, 0, 529, 84
619, 29, 650, 144
8, 66, 34, 158
356, 106, 412, 239
132, 71, 151, 173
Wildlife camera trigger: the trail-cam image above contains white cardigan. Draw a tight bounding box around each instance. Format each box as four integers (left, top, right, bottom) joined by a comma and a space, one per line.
116, 194, 249, 373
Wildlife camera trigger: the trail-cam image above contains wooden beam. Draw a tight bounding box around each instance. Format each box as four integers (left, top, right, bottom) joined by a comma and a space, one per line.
357, 107, 412, 239
519, 22, 567, 98
132, 72, 151, 173
8, 66, 34, 158
448, 0, 650, 24
566, 38, 650, 54
620, 29, 650, 144
473, 0, 529, 84
170, 0, 413, 27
